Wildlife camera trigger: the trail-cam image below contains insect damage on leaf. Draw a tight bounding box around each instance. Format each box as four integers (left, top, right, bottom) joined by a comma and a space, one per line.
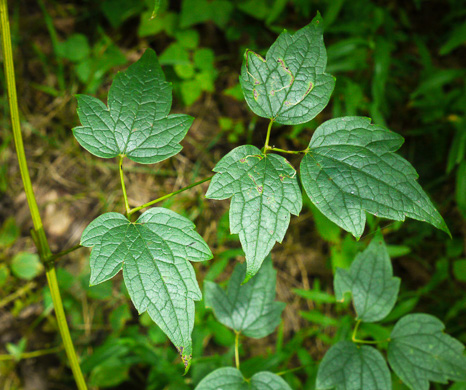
240, 13, 335, 125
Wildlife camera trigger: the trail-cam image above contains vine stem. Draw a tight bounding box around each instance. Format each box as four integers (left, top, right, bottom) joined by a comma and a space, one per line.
119, 155, 130, 215
265, 147, 307, 155
128, 176, 213, 217
263, 119, 274, 154
352, 320, 390, 345
0, 2, 87, 389
235, 331, 240, 370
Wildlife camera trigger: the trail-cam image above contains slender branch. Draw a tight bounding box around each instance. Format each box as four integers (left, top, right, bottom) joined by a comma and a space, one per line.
0, 346, 62, 361
352, 319, 390, 344
275, 366, 305, 376
119, 155, 130, 215
128, 176, 213, 216
263, 119, 274, 154
0, 2, 87, 388
0, 282, 36, 309
48, 244, 83, 263
265, 147, 307, 155
235, 331, 240, 370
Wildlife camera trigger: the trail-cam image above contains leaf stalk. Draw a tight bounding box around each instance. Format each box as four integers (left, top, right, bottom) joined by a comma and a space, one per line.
352, 320, 390, 345
263, 119, 274, 154
119, 155, 131, 215
0, 1, 87, 388
235, 331, 241, 370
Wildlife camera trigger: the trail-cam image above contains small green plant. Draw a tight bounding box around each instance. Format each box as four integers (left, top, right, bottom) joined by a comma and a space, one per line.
3, 1, 465, 388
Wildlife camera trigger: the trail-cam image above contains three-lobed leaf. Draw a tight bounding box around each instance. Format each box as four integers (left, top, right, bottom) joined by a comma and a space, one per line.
316, 341, 391, 390
300, 116, 450, 238
334, 232, 400, 322
204, 255, 285, 338
73, 48, 193, 164
240, 13, 335, 125
206, 145, 302, 282
195, 367, 292, 390
388, 314, 466, 390
80, 208, 212, 367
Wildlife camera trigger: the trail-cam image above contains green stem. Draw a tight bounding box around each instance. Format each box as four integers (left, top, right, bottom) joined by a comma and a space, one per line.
119, 155, 130, 215
265, 147, 307, 155
275, 366, 305, 376
0, 346, 62, 361
235, 331, 240, 370
352, 320, 390, 344
263, 119, 274, 154
48, 244, 83, 263
0, 2, 87, 389
128, 176, 213, 217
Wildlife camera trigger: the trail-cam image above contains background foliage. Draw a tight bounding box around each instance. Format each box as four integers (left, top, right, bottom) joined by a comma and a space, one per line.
0, 0, 465, 388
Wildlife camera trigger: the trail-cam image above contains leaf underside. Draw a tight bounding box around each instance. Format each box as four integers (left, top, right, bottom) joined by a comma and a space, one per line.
73, 48, 193, 164
316, 341, 391, 390
195, 367, 292, 390
300, 116, 450, 238
388, 314, 466, 390
205, 145, 302, 282
80, 208, 212, 366
334, 232, 400, 323
240, 13, 335, 125
204, 255, 285, 338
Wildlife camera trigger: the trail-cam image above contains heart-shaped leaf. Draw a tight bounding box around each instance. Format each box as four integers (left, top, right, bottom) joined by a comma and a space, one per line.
80, 208, 212, 368
388, 314, 466, 390
73, 48, 193, 164
239, 13, 335, 125
300, 116, 450, 238
204, 255, 285, 338
205, 145, 302, 282
334, 232, 400, 323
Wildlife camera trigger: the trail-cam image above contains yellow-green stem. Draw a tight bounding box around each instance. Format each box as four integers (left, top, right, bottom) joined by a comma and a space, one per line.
119, 155, 130, 215
0, 1, 87, 388
0, 346, 62, 361
266, 147, 307, 155
263, 119, 274, 154
235, 331, 240, 370
352, 319, 390, 344
128, 176, 213, 216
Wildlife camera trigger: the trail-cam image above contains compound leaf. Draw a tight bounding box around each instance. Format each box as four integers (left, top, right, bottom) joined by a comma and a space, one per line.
334, 232, 400, 322
80, 208, 212, 368
316, 341, 391, 390
204, 255, 285, 338
300, 116, 450, 238
74, 48, 193, 164
205, 145, 302, 282
195, 367, 292, 390
240, 13, 335, 125
388, 314, 466, 390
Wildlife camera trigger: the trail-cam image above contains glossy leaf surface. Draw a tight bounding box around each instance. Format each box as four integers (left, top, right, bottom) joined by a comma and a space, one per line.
334, 232, 400, 322
204, 256, 285, 338
80, 208, 212, 367
240, 14, 335, 125
300, 116, 450, 238
388, 314, 466, 390
74, 49, 193, 164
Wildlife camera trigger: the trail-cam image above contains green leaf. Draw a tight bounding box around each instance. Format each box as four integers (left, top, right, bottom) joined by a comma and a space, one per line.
11, 252, 43, 280
80, 208, 212, 367
300, 116, 450, 238
316, 341, 391, 390
205, 145, 302, 281
239, 14, 335, 125
334, 232, 400, 322
204, 255, 285, 338
195, 367, 292, 390
0, 217, 19, 247
73, 49, 193, 164
388, 314, 466, 390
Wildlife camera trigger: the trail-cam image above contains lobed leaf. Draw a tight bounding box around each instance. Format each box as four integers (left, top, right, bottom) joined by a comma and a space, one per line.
240, 13, 335, 125
334, 232, 400, 322
205, 145, 302, 282
316, 341, 391, 390
300, 116, 450, 238
195, 367, 292, 390
204, 255, 285, 338
388, 314, 466, 390
73, 48, 193, 164
80, 208, 212, 368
